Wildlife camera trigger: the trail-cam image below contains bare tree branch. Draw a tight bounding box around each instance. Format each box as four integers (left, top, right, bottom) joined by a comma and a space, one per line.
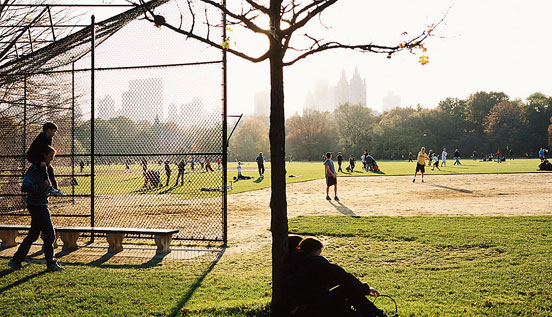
282, 0, 337, 36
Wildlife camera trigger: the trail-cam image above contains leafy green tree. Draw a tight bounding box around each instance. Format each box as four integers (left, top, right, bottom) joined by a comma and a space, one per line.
483, 99, 529, 152
230, 118, 269, 161
525, 92, 552, 150
286, 110, 337, 161
465, 91, 509, 135
334, 103, 376, 156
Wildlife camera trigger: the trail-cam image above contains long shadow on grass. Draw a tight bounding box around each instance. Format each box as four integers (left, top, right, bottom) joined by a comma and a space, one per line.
429, 184, 472, 194
0, 270, 47, 294
169, 247, 226, 316
329, 201, 356, 216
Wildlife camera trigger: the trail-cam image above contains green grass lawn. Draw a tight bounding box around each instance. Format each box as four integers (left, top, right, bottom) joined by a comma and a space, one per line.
1, 216, 550, 316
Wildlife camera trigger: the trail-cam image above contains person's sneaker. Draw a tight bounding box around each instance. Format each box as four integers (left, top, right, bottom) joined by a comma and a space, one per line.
8, 259, 22, 270
46, 263, 64, 272
421, 179, 424, 183
412, 179, 415, 183
334, 196, 339, 202
326, 196, 331, 201
48, 188, 66, 197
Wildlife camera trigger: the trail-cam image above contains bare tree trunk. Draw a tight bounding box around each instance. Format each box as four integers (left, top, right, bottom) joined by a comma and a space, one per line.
269, 1, 288, 314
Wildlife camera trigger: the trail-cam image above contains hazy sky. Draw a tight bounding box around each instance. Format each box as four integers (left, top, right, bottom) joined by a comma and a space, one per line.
73, 1, 552, 117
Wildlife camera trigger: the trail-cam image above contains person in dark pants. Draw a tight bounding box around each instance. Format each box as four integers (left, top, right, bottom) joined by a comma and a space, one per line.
9, 145, 63, 272
164, 161, 171, 186
205, 157, 214, 172
284, 237, 386, 317
256, 152, 265, 177
26, 122, 64, 197
336, 152, 344, 173
175, 159, 186, 186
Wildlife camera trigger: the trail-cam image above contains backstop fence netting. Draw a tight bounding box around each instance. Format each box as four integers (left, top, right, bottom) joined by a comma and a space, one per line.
0, 0, 227, 243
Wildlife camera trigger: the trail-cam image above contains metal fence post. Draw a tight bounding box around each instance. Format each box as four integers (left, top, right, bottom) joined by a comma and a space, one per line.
221, 0, 228, 246
90, 15, 96, 240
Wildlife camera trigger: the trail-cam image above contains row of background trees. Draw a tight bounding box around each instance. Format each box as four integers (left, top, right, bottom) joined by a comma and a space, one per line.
229, 91, 552, 161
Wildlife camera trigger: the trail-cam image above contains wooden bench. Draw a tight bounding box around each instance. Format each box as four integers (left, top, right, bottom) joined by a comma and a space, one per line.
0, 225, 178, 254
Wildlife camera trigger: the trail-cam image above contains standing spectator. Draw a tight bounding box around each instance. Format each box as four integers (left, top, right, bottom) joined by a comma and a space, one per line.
453, 149, 461, 165
190, 158, 195, 171
413, 147, 430, 183
216, 157, 221, 170
256, 152, 265, 177
336, 152, 344, 173
205, 157, 214, 172
200, 157, 205, 169
9, 145, 63, 272
539, 147, 548, 162
26, 122, 64, 196
472, 149, 477, 160
347, 154, 355, 172
361, 150, 368, 171
175, 159, 185, 186
365, 153, 376, 172
431, 153, 441, 171
164, 161, 171, 186
237, 161, 243, 178
496, 149, 502, 163
79, 160, 85, 173
324, 152, 338, 201
509, 149, 514, 160
408, 152, 414, 162
441, 148, 447, 167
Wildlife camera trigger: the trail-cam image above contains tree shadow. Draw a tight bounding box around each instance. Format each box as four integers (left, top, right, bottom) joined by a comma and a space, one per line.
169, 247, 226, 316
329, 201, 356, 216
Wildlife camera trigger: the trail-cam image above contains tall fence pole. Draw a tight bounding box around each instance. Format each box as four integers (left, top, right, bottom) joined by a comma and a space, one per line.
22, 76, 27, 183
90, 15, 96, 239
221, 0, 228, 246
71, 62, 75, 202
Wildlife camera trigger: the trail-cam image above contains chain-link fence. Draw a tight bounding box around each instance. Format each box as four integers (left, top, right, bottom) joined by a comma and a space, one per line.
0, 1, 227, 243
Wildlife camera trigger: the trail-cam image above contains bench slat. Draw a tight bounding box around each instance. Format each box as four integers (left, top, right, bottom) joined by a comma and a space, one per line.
54, 227, 178, 234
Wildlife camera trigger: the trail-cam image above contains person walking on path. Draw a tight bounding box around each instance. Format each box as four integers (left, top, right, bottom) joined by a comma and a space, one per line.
175, 159, 185, 186
164, 161, 171, 186
324, 152, 338, 201
336, 152, 344, 173
413, 147, 430, 183
256, 152, 265, 177
9, 145, 63, 272
453, 149, 461, 165
26, 122, 65, 197
441, 148, 447, 167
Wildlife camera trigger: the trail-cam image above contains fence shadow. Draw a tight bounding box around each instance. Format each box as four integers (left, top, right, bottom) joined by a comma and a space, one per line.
169, 247, 226, 316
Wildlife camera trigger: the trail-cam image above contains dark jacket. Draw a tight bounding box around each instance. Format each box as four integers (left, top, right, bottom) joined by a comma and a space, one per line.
21, 164, 49, 206
26, 132, 52, 164
256, 155, 264, 166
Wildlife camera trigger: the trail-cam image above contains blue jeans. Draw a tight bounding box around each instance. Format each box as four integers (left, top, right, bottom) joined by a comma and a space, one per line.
454, 157, 461, 165
12, 205, 56, 266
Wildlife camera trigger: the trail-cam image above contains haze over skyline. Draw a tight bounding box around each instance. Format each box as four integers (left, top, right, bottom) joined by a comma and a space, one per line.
63, 0, 552, 118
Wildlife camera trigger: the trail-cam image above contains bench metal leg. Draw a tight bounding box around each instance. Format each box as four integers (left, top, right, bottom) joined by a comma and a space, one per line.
60, 232, 79, 252
106, 233, 124, 253
0, 229, 17, 248
155, 233, 173, 254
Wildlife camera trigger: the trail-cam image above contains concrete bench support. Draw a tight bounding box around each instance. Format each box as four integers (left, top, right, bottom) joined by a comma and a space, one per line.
154, 233, 174, 254
60, 231, 79, 252
0, 229, 17, 248
106, 233, 124, 253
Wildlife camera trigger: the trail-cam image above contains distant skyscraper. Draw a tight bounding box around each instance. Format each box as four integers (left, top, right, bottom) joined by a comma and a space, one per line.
254, 90, 269, 116
97, 95, 115, 119
120, 78, 163, 122
382, 91, 401, 112
304, 67, 367, 113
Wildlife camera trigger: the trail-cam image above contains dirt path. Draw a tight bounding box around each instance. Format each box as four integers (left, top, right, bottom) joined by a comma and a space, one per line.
226, 173, 552, 255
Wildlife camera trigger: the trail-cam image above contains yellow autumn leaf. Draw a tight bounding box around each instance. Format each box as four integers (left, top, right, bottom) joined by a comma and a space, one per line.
419, 55, 429, 65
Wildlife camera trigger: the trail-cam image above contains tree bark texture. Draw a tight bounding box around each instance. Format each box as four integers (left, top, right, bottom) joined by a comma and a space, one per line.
269, 1, 288, 315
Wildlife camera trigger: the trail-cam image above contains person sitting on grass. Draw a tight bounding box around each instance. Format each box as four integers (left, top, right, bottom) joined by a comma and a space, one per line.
234, 161, 253, 180
284, 237, 386, 317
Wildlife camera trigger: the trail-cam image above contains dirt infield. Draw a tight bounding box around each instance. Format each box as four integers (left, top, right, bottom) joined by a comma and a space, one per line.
226, 173, 552, 254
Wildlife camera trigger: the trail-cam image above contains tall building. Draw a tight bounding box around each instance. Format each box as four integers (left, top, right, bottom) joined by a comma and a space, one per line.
97, 95, 115, 119
254, 90, 269, 116
382, 91, 401, 112
120, 78, 163, 122
304, 67, 367, 113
